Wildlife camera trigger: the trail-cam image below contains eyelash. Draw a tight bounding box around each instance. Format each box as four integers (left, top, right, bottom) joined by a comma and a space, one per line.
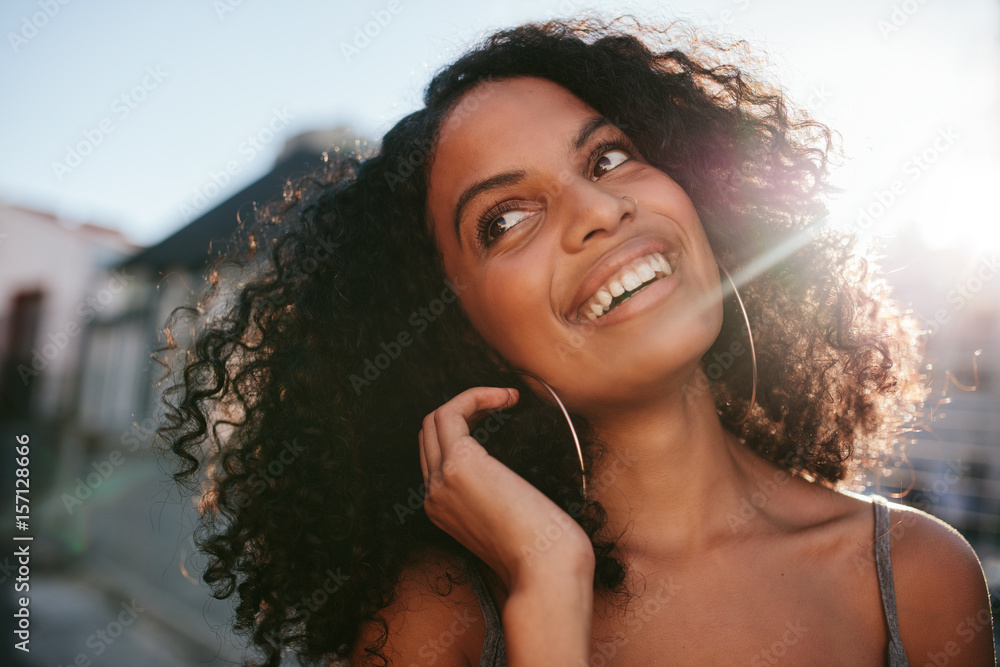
587, 139, 634, 179
474, 139, 636, 248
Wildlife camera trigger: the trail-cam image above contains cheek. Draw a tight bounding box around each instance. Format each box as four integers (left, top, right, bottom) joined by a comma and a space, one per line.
459, 268, 554, 364
463, 282, 525, 350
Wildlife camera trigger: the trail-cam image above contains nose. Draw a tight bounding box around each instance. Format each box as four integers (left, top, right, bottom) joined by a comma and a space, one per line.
556, 178, 635, 252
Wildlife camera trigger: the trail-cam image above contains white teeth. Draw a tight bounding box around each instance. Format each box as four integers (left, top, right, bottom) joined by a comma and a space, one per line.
577, 251, 674, 321
621, 271, 642, 291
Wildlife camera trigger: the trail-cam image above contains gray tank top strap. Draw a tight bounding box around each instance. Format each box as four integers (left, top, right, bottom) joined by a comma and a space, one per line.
872, 494, 909, 666
462, 554, 507, 667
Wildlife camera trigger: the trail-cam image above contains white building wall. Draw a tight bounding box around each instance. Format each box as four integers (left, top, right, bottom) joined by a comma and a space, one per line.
0, 202, 138, 417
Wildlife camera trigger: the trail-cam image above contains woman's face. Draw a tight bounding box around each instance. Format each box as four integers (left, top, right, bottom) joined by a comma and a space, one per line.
426, 76, 723, 412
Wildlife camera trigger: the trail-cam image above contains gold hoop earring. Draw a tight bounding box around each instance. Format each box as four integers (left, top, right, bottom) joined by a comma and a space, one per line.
718, 264, 758, 424
516, 371, 587, 500
622, 195, 638, 217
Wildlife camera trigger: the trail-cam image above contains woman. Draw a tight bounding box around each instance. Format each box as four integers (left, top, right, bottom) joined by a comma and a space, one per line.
159, 17, 996, 666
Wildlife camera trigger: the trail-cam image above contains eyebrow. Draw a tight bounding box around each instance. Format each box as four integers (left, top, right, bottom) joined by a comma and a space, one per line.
451, 115, 615, 243
573, 115, 613, 151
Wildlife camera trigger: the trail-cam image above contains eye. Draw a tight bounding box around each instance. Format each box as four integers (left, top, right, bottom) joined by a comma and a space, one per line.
476, 203, 538, 246
591, 147, 630, 180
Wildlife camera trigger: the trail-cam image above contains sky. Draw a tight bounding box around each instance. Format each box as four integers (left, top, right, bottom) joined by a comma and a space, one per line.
2, 0, 998, 251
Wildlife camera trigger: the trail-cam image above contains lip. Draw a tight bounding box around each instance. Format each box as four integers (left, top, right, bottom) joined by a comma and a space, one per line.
566, 237, 679, 322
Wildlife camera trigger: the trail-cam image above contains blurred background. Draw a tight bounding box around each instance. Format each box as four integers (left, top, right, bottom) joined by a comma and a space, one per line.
0, 0, 998, 664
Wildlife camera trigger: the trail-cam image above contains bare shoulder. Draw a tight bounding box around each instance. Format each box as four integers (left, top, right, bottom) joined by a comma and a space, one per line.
878, 498, 996, 665
349, 547, 486, 666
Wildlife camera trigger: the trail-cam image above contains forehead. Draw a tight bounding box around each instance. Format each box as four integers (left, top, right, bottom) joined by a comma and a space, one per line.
438, 75, 593, 144
433, 77, 595, 173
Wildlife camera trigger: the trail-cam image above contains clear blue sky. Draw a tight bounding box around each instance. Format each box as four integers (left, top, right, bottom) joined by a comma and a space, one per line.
2, 0, 997, 249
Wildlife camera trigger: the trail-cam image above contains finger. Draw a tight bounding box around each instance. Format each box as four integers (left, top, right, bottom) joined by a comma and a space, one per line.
418, 428, 428, 482
421, 411, 443, 474
434, 387, 518, 454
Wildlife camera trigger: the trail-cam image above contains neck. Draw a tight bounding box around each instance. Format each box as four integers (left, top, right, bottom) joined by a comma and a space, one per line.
583, 369, 776, 560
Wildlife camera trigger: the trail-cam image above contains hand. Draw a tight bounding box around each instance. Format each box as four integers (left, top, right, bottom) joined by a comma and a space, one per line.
419, 386, 592, 590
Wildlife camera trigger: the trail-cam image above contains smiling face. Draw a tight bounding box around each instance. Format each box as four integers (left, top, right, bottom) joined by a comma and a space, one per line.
426, 76, 724, 413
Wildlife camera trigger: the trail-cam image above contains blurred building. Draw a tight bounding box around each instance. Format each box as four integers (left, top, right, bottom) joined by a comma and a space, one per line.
877, 227, 1000, 592
66, 129, 357, 471
6, 129, 359, 666
0, 204, 139, 495
0, 204, 140, 666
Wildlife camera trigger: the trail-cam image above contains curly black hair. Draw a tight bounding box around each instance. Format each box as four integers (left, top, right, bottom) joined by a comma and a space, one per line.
157, 16, 926, 666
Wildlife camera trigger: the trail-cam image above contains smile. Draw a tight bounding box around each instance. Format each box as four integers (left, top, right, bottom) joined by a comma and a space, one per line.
578, 252, 673, 321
